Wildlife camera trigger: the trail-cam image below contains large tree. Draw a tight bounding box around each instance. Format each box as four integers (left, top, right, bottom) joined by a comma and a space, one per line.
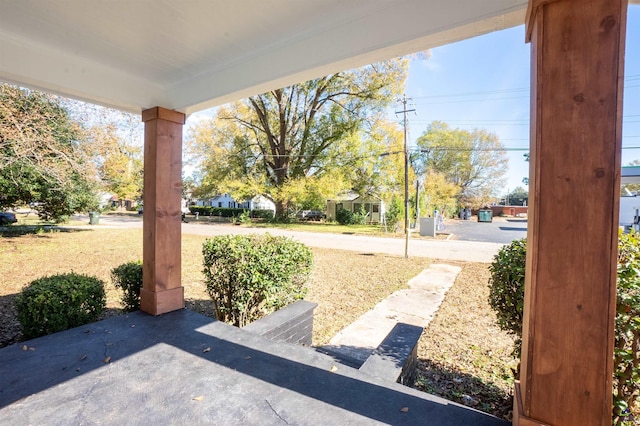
187, 59, 408, 216
415, 121, 508, 207
84, 123, 143, 203
0, 84, 98, 221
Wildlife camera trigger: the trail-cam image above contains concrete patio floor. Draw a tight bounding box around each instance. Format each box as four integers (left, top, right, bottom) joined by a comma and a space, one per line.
0, 309, 508, 425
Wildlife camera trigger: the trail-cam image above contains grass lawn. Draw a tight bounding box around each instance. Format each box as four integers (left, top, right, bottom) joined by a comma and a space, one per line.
243, 220, 395, 236
0, 226, 515, 420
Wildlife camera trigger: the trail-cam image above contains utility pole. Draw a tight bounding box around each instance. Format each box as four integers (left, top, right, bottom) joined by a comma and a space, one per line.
396, 94, 415, 258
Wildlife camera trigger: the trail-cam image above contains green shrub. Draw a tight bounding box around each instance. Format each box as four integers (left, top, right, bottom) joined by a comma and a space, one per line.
251, 209, 275, 220
238, 210, 252, 224
385, 196, 403, 228
488, 235, 640, 425
336, 208, 355, 225
614, 232, 640, 425
15, 273, 106, 339
111, 261, 143, 312
202, 233, 313, 327
353, 205, 368, 225
188, 206, 246, 218
487, 238, 526, 358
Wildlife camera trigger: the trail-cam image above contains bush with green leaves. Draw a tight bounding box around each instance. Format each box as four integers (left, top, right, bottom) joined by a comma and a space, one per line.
488, 235, 640, 425
111, 261, 143, 312
202, 233, 313, 327
352, 205, 368, 225
188, 206, 247, 217
251, 209, 275, 220
385, 196, 403, 228
336, 208, 355, 225
614, 232, 640, 425
487, 238, 527, 358
238, 210, 252, 224
15, 273, 106, 339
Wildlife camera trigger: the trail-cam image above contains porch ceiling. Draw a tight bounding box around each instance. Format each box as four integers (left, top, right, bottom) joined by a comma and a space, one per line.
0, 0, 529, 115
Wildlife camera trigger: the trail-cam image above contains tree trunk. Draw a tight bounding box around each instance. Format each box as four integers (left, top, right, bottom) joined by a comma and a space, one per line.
274, 200, 288, 219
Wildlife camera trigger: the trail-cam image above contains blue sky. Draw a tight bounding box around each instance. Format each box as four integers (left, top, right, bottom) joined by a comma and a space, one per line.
400, 5, 640, 194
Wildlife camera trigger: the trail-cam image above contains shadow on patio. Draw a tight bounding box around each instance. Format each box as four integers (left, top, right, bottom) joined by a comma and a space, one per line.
0, 309, 507, 425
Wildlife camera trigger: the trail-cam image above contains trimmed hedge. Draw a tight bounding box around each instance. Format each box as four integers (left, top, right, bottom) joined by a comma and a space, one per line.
189, 206, 247, 217
15, 273, 106, 339
251, 209, 275, 220
202, 233, 313, 327
111, 261, 143, 312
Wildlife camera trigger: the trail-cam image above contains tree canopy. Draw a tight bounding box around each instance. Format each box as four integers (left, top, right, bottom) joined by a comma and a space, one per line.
0, 84, 98, 221
415, 121, 508, 208
84, 123, 143, 203
187, 59, 408, 216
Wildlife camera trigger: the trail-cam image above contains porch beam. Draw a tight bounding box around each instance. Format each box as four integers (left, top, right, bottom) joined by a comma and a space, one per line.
517, 0, 627, 424
140, 106, 186, 315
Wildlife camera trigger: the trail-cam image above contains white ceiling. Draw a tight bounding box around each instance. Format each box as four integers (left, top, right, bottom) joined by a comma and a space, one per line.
1, 0, 531, 115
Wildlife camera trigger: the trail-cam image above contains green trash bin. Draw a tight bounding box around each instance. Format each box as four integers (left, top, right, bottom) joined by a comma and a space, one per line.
89, 211, 100, 225
477, 209, 493, 223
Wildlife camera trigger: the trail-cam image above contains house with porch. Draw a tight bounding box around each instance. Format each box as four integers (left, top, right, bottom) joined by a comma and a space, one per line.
326, 193, 386, 224
0, 1, 635, 424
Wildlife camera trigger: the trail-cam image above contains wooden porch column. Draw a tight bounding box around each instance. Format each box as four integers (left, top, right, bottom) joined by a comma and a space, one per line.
140, 107, 185, 315
515, 1, 627, 424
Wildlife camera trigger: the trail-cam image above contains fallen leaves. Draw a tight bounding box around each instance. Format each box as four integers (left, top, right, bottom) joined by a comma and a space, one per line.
103, 356, 111, 363
192, 395, 204, 401
329, 365, 338, 373
202, 347, 211, 353
400, 407, 409, 413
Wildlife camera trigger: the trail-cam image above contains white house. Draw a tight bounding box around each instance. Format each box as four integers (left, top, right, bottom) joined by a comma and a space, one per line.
195, 194, 275, 212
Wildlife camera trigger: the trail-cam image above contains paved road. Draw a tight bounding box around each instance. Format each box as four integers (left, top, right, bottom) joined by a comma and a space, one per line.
442, 217, 528, 244
83, 214, 504, 263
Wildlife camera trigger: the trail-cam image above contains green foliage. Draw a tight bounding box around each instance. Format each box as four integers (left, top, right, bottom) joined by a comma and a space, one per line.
251, 209, 275, 220
336, 208, 355, 225
353, 205, 368, 225
15, 273, 106, 339
0, 84, 99, 221
189, 206, 247, 217
238, 210, 252, 224
488, 236, 640, 424
111, 261, 143, 312
202, 234, 313, 327
614, 232, 640, 425
417, 121, 508, 208
186, 59, 408, 217
487, 238, 527, 358
385, 196, 403, 228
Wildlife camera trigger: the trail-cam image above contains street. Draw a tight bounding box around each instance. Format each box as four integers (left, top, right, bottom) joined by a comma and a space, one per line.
442, 217, 527, 244
84, 214, 507, 263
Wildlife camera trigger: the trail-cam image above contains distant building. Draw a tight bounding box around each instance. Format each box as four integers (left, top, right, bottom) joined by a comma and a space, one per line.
326, 193, 385, 224
194, 194, 275, 212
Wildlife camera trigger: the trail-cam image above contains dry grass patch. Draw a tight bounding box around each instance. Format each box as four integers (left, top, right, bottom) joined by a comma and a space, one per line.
413, 262, 517, 420
306, 249, 430, 345
0, 228, 430, 349
1, 226, 517, 420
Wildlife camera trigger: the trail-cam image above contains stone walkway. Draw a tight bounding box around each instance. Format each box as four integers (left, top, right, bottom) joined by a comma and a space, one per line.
321, 263, 461, 365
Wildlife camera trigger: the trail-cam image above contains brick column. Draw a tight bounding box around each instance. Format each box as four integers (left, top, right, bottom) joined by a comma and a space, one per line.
515, 1, 627, 424
140, 107, 185, 315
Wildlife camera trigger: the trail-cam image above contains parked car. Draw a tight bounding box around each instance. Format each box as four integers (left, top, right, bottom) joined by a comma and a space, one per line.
296, 210, 326, 221
0, 212, 17, 225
